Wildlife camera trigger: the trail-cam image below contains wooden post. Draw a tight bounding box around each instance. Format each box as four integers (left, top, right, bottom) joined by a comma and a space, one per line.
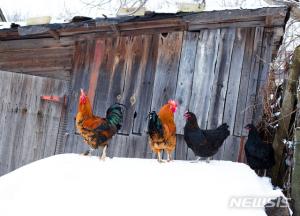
272, 46, 300, 186
292, 128, 300, 216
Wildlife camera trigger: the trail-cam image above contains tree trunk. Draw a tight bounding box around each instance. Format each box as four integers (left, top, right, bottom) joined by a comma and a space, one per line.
272, 46, 300, 186
292, 128, 300, 216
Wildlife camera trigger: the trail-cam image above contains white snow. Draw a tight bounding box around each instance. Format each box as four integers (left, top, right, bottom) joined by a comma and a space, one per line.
0, 154, 285, 216
0, 0, 279, 23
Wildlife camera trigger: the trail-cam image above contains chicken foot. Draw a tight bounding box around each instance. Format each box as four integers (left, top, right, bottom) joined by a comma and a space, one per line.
83, 148, 95, 156
167, 152, 172, 162
190, 156, 201, 163
190, 156, 212, 163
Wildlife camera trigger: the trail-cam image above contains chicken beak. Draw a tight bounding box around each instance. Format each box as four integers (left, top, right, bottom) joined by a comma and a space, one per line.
183, 112, 189, 119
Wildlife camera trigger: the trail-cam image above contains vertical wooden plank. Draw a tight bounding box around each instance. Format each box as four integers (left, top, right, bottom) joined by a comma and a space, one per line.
175, 135, 187, 160
93, 37, 118, 116
124, 134, 149, 158
175, 31, 199, 134
188, 29, 221, 128
118, 36, 145, 134
64, 40, 96, 154
151, 32, 183, 111
207, 28, 236, 128
242, 27, 264, 132
104, 37, 127, 111
222, 28, 247, 132
0, 72, 27, 174
107, 135, 128, 158
119, 35, 157, 135
132, 35, 159, 134
133, 135, 149, 158
220, 28, 247, 160
253, 30, 274, 125
207, 28, 235, 160
55, 80, 71, 155
222, 135, 241, 161
233, 28, 255, 136
88, 39, 105, 106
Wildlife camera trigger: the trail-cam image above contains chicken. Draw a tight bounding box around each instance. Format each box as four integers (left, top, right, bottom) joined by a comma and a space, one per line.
147, 100, 177, 162
244, 124, 275, 175
76, 89, 125, 160
183, 111, 230, 162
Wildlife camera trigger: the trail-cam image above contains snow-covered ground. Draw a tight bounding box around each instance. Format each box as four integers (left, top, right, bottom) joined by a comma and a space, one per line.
0, 154, 285, 216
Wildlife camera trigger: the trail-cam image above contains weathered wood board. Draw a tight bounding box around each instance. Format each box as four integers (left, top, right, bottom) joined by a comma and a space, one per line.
151, 32, 183, 111
175, 31, 199, 134
0, 70, 68, 176
189, 29, 220, 128
0, 38, 75, 80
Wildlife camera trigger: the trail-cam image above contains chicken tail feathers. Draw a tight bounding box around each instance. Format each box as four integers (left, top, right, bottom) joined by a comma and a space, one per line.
217, 123, 230, 135
147, 111, 163, 137
106, 103, 125, 130
217, 123, 229, 130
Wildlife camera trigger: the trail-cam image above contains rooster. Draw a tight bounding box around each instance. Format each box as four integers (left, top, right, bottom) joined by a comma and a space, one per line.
147, 100, 177, 162
183, 111, 230, 162
76, 89, 125, 160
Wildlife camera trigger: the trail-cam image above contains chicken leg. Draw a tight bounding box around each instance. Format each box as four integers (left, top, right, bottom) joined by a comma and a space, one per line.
167, 152, 172, 162
206, 157, 212, 163
100, 145, 107, 160
157, 151, 164, 163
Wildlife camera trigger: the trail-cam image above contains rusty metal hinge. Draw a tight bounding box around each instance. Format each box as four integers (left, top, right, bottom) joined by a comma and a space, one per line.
40, 95, 67, 107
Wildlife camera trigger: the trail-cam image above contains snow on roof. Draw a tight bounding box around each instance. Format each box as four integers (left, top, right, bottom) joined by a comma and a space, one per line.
0, 154, 286, 216
0, 8, 6, 22
1, 0, 281, 22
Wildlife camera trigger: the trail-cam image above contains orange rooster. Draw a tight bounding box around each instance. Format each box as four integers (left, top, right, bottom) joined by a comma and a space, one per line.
147, 100, 177, 162
76, 89, 125, 160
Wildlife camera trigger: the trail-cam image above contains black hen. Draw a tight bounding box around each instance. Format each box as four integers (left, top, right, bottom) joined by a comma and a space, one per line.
244, 124, 275, 172
183, 111, 230, 162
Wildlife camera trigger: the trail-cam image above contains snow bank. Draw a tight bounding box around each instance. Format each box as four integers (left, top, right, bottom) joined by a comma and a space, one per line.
0, 154, 284, 216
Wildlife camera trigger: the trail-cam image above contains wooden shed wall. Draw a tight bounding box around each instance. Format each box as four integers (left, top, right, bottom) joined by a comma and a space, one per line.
61, 26, 275, 161
0, 70, 68, 175
0, 38, 75, 80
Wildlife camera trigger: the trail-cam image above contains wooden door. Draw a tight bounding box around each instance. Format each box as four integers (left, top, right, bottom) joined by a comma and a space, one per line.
0, 70, 68, 176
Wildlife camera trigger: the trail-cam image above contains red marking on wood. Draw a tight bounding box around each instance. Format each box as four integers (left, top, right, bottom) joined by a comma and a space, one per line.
41, 95, 67, 107
88, 39, 104, 106
237, 136, 246, 163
